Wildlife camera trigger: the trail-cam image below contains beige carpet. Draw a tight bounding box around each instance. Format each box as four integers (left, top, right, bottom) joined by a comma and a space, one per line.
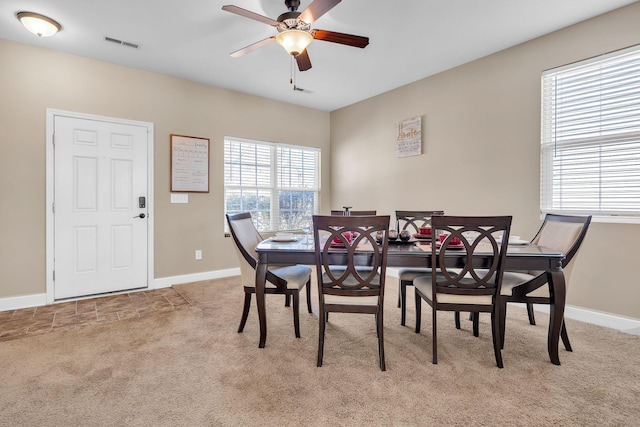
0, 276, 638, 426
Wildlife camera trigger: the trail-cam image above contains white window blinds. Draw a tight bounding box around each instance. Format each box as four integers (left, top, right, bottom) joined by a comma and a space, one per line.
541, 45, 640, 218
224, 137, 320, 232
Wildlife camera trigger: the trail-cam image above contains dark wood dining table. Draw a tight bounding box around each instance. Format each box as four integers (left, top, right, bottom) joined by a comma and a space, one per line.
254, 237, 567, 365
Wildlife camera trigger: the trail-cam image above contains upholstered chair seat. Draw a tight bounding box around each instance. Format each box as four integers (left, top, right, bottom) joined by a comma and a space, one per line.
414, 277, 495, 305
266, 265, 312, 290
500, 271, 549, 297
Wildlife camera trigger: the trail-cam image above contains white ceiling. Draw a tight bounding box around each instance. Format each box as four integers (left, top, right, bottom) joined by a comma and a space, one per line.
0, 0, 637, 111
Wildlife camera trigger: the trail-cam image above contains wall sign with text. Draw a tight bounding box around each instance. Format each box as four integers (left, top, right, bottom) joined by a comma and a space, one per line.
170, 134, 210, 192
396, 116, 422, 157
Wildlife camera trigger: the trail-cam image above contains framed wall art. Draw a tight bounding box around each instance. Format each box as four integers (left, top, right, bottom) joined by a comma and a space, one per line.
170, 134, 210, 192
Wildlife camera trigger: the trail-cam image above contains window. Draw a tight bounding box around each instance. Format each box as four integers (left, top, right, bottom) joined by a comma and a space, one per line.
541, 45, 640, 220
224, 136, 321, 232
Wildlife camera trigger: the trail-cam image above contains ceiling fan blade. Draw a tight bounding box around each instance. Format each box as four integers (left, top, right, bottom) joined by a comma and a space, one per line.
312, 29, 369, 48
221, 5, 281, 26
230, 36, 276, 58
295, 49, 312, 71
299, 0, 341, 24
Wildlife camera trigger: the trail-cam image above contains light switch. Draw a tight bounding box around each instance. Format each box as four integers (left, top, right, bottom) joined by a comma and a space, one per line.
171, 193, 188, 204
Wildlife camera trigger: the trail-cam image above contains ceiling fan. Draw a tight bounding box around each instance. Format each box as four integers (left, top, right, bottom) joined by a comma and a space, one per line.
221, 0, 369, 72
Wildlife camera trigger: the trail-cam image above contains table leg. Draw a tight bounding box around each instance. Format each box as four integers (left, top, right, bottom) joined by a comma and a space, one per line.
547, 262, 566, 366
255, 257, 268, 348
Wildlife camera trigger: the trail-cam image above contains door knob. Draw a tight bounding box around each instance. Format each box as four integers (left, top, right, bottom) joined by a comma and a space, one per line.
134, 213, 146, 219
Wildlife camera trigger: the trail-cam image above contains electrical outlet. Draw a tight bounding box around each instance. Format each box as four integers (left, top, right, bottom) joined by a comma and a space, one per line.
195, 250, 202, 260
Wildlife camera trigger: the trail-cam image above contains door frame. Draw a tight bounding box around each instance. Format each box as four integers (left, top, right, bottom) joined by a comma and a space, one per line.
45, 109, 155, 304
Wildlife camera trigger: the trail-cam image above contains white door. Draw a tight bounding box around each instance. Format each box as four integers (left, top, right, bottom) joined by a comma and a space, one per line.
53, 115, 149, 300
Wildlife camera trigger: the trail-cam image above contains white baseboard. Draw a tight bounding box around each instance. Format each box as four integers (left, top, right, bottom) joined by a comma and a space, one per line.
0, 268, 240, 312
2, 268, 638, 335
388, 268, 640, 334
0, 293, 47, 312
152, 268, 240, 289
533, 304, 640, 334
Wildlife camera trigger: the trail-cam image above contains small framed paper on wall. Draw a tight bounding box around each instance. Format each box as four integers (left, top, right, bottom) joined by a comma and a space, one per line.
396, 116, 422, 157
170, 134, 210, 192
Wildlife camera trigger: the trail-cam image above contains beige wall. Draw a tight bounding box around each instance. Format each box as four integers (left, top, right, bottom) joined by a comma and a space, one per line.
329, 3, 640, 319
1, 3, 639, 320
0, 39, 330, 299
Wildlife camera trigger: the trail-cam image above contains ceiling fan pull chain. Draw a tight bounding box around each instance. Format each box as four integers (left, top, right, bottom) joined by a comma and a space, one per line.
290, 55, 297, 90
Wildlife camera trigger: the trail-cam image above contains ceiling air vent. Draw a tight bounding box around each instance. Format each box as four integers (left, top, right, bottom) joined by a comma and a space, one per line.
103, 36, 139, 49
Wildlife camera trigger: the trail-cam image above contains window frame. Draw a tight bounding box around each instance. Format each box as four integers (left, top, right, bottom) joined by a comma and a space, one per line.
540, 44, 640, 224
224, 136, 321, 232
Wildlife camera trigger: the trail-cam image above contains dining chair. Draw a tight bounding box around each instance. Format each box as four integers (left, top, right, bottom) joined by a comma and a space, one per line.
313, 214, 390, 371
226, 212, 312, 339
330, 210, 377, 216
498, 214, 591, 351
395, 210, 445, 326
413, 215, 512, 367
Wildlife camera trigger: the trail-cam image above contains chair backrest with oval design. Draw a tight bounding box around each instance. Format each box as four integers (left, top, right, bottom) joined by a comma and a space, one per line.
313, 215, 390, 297
431, 215, 512, 301
395, 210, 445, 234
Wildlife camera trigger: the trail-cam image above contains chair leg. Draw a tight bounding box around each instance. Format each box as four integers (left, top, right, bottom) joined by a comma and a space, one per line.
527, 303, 536, 325
285, 294, 291, 307
454, 311, 461, 329
400, 280, 408, 326
378, 310, 386, 371
561, 319, 572, 352
499, 300, 507, 350
292, 291, 301, 338
432, 307, 438, 364
317, 309, 326, 367
305, 279, 312, 313
414, 290, 422, 334
238, 291, 252, 333
472, 312, 480, 337
397, 280, 402, 308
491, 307, 504, 368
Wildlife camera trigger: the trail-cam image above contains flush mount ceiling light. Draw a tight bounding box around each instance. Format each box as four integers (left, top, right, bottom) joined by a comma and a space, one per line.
16, 11, 62, 37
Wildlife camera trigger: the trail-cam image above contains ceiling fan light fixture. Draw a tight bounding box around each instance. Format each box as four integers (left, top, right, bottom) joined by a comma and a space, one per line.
17, 11, 62, 37
276, 30, 313, 56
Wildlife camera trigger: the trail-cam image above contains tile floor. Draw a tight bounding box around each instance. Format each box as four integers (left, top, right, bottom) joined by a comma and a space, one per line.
0, 287, 191, 342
